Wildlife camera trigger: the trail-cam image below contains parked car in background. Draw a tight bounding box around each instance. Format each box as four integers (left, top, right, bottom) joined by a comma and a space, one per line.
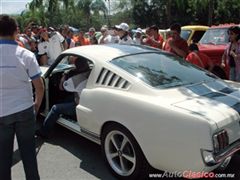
39, 44, 240, 180
198, 24, 240, 79
181, 25, 209, 45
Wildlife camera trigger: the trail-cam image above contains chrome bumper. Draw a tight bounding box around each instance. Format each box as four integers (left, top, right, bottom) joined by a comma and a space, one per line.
201, 140, 240, 166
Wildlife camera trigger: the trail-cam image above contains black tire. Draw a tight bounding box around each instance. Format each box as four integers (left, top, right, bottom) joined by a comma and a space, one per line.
101, 123, 149, 180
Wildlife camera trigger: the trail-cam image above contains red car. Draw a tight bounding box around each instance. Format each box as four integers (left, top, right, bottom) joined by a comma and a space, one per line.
198, 24, 240, 79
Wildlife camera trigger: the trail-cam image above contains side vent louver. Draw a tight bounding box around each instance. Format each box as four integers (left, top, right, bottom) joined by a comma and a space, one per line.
96, 68, 131, 89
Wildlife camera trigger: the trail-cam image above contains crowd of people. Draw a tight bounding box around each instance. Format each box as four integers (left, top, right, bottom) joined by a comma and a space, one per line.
15, 20, 240, 82
15, 22, 194, 62
1, 14, 240, 180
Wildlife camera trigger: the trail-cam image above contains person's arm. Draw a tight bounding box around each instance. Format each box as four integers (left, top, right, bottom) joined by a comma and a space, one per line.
56, 31, 68, 50
150, 35, 163, 49
59, 74, 66, 91
221, 49, 227, 68
230, 50, 239, 61
32, 77, 44, 114
62, 39, 68, 50
38, 42, 48, 65
39, 54, 48, 65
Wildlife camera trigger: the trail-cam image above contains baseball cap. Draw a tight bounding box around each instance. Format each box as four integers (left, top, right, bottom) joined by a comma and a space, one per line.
136, 28, 142, 33
115, 23, 129, 32
89, 27, 95, 32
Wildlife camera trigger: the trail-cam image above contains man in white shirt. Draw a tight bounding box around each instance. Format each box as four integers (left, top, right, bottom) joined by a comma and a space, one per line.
38, 28, 66, 65
98, 25, 115, 44
0, 15, 44, 180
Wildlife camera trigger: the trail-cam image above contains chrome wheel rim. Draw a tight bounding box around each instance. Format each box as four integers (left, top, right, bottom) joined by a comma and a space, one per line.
104, 130, 136, 176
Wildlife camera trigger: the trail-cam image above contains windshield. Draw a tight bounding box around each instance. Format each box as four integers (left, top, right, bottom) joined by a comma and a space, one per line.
111, 53, 217, 89
180, 30, 191, 40
199, 28, 229, 45
52, 57, 74, 73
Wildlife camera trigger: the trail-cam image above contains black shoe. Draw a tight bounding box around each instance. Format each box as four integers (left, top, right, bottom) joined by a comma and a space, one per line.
35, 129, 49, 139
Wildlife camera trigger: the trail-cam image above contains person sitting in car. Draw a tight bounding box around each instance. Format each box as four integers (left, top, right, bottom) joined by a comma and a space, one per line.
36, 57, 91, 138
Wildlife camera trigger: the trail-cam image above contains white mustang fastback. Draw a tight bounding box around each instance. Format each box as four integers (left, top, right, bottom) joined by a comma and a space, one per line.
40, 44, 240, 179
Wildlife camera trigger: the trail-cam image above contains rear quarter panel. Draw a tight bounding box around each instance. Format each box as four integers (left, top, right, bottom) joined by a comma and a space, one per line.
77, 88, 216, 172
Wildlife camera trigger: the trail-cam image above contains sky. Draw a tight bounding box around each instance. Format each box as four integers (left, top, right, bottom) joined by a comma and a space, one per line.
0, 0, 31, 15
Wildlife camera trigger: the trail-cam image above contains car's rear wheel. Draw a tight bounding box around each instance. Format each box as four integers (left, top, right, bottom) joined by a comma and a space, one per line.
101, 123, 149, 180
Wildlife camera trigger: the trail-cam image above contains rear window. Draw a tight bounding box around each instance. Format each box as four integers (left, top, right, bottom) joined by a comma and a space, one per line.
111, 52, 217, 89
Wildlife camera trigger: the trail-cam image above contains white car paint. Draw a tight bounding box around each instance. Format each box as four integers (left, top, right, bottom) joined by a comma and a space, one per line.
40, 44, 240, 177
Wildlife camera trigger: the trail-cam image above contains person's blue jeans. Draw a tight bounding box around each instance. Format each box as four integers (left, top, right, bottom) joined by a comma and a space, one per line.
40, 102, 76, 136
229, 67, 236, 81
0, 106, 40, 180
236, 71, 240, 82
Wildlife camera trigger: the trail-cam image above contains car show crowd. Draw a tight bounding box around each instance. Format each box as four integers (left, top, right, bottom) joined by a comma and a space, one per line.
15, 21, 240, 82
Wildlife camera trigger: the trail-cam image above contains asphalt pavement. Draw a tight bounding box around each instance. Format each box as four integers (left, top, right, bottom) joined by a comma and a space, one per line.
12, 125, 116, 180
12, 125, 240, 180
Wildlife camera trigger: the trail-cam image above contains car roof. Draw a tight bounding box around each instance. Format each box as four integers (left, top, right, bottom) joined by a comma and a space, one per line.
181, 25, 209, 30
62, 44, 159, 62
209, 23, 240, 29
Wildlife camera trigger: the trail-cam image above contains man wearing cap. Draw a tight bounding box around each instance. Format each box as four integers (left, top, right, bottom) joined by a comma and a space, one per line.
133, 28, 143, 45
115, 22, 133, 45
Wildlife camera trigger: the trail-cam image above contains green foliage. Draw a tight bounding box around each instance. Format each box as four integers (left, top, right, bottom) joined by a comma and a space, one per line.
16, 0, 240, 31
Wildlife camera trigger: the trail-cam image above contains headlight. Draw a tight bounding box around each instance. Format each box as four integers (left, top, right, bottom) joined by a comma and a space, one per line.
213, 129, 229, 154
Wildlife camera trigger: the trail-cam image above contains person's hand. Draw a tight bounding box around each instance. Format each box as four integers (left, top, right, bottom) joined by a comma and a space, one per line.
221, 62, 225, 68
230, 50, 234, 56
142, 38, 147, 44
230, 50, 237, 59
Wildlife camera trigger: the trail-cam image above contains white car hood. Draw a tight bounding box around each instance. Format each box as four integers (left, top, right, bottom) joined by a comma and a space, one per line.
172, 80, 240, 129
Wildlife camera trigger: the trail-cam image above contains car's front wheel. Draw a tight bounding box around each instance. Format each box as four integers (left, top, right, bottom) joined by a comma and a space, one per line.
101, 123, 149, 180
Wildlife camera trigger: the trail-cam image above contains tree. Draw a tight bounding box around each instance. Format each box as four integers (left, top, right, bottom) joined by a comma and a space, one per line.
76, 0, 107, 28
16, 0, 240, 31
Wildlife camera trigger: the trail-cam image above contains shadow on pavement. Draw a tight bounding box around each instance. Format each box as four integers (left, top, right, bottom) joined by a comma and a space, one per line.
37, 124, 116, 180
12, 136, 44, 167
